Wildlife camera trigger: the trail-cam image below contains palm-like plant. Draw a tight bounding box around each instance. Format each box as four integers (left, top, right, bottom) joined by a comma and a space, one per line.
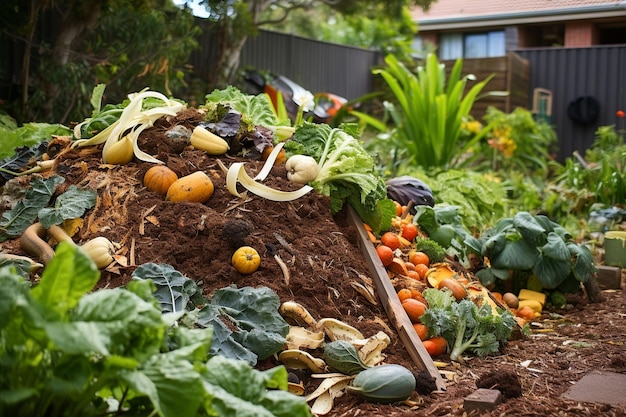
370, 53, 494, 171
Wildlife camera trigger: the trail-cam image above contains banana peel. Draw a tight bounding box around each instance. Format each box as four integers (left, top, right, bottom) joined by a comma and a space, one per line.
279, 301, 318, 328
278, 349, 327, 373
352, 331, 390, 366
285, 326, 325, 350
306, 375, 354, 416
317, 318, 364, 341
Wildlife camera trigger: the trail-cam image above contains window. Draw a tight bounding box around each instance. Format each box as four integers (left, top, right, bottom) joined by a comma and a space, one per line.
439, 30, 505, 59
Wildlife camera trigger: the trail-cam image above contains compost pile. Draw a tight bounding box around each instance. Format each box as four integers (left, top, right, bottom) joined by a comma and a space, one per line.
2, 108, 626, 417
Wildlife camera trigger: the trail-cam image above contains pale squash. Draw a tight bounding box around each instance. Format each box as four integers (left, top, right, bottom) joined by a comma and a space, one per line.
144, 165, 178, 195
165, 171, 214, 203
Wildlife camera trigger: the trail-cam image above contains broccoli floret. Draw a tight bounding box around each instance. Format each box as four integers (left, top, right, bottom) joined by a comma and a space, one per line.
550, 291, 567, 309
414, 237, 446, 264
421, 288, 516, 362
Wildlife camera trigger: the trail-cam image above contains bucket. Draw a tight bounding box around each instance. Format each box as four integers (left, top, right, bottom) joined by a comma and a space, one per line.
604, 231, 626, 268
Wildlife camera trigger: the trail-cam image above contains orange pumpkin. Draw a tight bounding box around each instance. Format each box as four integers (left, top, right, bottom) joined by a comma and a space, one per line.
166, 171, 214, 203
144, 165, 179, 195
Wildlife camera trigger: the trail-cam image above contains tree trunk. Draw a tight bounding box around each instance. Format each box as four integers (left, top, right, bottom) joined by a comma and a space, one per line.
210, 0, 273, 89
40, 1, 104, 121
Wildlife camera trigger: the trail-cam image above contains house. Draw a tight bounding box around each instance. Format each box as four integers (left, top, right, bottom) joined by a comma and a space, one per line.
410, 0, 626, 160
410, 0, 626, 58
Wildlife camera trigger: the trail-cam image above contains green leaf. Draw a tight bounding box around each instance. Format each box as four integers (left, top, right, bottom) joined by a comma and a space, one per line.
131, 263, 200, 314
123, 350, 205, 417
0, 175, 65, 241
201, 356, 311, 417
541, 232, 571, 261
195, 286, 288, 365
31, 242, 99, 317
533, 256, 572, 289
71, 288, 166, 360
513, 212, 547, 246
38, 185, 98, 228
491, 239, 538, 270
568, 242, 596, 283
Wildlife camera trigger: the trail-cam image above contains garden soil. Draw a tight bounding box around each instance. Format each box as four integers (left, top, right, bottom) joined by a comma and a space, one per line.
2, 109, 625, 416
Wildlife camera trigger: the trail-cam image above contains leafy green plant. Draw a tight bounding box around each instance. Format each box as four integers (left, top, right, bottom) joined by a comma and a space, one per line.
461, 107, 557, 177
464, 212, 596, 293
420, 288, 516, 362
0, 175, 96, 242
0, 243, 311, 417
362, 53, 494, 173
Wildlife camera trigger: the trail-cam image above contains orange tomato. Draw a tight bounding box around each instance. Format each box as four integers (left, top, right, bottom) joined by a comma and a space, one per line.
376, 245, 394, 267
394, 201, 403, 216
413, 323, 428, 341
402, 298, 427, 323
401, 223, 419, 242
407, 270, 421, 280
517, 305, 536, 321
409, 251, 430, 267
381, 232, 401, 251
422, 336, 447, 357
397, 288, 413, 302
414, 263, 429, 280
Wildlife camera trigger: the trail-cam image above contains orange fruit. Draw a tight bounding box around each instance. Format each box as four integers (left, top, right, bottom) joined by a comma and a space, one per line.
376, 245, 394, 267
413, 323, 428, 341
414, 263, 429, 280
394, 201, 403, 216
409, 251, 430, 267
404, 261, 416, 271
380, 232, 401, 251
397, 288, 413, 302
402, 298, 427, 323
401, 223, 419, 241
407, 270, 421, 280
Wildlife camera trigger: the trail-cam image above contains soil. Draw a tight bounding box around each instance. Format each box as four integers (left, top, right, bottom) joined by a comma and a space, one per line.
2, 109, 625, 417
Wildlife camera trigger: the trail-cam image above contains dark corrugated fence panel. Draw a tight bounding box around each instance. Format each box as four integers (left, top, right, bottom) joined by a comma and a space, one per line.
239, 30, 380, 100
516, 46, 626, 161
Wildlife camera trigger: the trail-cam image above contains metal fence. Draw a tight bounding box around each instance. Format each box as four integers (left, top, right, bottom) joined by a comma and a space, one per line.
240, 30, 381, 100
515, 45, 626, 160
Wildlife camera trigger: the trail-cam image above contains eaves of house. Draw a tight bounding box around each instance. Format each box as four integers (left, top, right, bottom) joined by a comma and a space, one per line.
411, 0, 626, 31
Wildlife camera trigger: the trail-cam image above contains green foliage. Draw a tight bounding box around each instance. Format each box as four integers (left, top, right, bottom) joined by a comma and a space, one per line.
0, 117, 71, 159
464, 212, 597, 292
551, 125, 626, 209
262, 5, 418, 61
366, 53, 494, 174
0, 243, 311, 417
460, 107, 557, 177
420, 288, 516, 362
3, 1, 199, 124
286, 122, 396, 233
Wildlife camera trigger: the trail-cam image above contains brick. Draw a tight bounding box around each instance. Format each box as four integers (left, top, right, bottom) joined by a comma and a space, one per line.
596, 266, 622, 290
463, 388, 502, 413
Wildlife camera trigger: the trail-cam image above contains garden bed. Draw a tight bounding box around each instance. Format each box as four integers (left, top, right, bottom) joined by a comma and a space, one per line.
2, 109, 625, 416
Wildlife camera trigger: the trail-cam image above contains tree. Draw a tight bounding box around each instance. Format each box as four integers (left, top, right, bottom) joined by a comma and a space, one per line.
0, 0, 199, 123
192, 0, 436, 88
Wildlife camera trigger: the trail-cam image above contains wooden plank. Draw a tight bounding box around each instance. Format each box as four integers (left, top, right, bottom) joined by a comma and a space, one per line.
346, 206, 447, 392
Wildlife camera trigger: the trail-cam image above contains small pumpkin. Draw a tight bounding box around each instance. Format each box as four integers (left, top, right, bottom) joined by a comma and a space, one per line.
231, 246, 261, 274
144, 165, 179, 195
166, 171, 214, 203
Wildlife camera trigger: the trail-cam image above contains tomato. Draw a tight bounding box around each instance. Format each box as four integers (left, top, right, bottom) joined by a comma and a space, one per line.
376, 245, 394, 267
401, 223, 419, 242
422, 336, 447, 357
381, 232, 401, 251
414, 263, 429, 280
397, 288, 413, 302
413, 323, 428, 341
394, 201, 403, 216
402, 298, 427, 323
231, 246, 261, 274
409, 251, 429, 267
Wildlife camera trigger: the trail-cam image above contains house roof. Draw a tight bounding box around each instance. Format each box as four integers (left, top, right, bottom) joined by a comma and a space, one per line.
411, 0, 626, 30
